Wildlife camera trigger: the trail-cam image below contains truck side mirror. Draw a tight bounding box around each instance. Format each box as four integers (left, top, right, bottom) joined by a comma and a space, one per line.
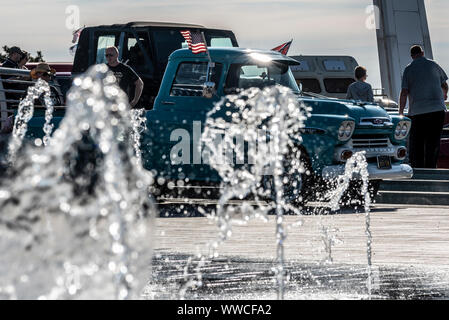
202, 81, 216, 98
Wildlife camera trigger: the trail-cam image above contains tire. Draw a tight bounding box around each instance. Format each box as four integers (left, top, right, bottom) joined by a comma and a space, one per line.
276, 146, 314, 208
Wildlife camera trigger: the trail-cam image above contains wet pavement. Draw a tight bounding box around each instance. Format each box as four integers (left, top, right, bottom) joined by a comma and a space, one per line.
144, 203, 449, 299
146, 253, 449, 300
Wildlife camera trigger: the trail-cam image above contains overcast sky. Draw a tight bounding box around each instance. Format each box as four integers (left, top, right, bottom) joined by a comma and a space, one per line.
1, 0, 448, 89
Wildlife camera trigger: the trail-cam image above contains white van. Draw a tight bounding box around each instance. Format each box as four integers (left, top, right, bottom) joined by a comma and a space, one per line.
289, 55, 398, 111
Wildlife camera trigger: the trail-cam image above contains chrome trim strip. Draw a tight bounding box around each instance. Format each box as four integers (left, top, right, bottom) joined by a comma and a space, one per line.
359, 117, 393, 127
322, 163, 413, 180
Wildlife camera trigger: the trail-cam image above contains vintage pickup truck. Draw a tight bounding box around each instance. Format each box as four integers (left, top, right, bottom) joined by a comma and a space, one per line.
140, 48, 413, 201
9, 47, 413, 205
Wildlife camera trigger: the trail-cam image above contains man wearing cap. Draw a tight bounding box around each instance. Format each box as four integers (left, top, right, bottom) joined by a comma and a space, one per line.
1, 46, 23, 69
399, 45, 449, 168
1, 47, 25, 120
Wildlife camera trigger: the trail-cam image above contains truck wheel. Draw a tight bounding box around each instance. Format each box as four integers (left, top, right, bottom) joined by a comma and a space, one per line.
282, 150, 313, 207
259, 148, 313, 211
275, 147, 313, 210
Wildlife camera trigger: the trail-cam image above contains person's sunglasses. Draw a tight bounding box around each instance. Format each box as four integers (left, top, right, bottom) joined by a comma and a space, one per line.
105, 54, 114, 57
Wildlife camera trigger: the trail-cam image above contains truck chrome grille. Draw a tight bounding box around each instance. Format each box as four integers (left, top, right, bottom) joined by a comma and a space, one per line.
352, 138, 390, 149
359, 117, 393, 126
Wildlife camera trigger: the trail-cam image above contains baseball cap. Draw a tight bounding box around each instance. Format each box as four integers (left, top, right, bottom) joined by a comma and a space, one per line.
9, 46, 24, 55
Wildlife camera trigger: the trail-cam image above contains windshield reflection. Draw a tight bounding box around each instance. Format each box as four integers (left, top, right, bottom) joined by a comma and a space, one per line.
224, 63, 300, 94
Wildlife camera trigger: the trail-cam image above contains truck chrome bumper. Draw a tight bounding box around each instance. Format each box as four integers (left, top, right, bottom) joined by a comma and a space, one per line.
321, 163, 413, 180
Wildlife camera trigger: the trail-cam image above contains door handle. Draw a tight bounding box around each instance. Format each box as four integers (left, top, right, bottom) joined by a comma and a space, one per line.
161, 101, 176, 105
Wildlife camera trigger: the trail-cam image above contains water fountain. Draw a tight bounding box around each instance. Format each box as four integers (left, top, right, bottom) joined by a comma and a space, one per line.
198, 86, 310, 299
0, 65, 155, 299
323, 151, 373, 298
6, 78, 54, 164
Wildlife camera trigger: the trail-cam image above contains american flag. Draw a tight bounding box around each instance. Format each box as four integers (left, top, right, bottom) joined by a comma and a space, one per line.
180, 30, 207, 54
271, 40, 293, 55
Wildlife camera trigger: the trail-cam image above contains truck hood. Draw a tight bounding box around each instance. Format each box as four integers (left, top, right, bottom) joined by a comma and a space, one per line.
301, 98, 391, 124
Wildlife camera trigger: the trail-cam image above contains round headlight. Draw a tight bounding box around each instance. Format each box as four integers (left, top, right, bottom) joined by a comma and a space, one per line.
394, 121, 410, 140
345, 124, 352, 137
338, 121, 354, 141
401, 123, 408, 136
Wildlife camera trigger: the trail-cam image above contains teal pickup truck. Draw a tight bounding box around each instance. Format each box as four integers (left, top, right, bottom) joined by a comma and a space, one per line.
143, 47, 413, 201
12, 47, 414, 204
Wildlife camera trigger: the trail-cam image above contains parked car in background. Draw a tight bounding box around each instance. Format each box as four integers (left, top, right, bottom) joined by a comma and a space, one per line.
289, 55, 399, 111
71, 22, 238, 109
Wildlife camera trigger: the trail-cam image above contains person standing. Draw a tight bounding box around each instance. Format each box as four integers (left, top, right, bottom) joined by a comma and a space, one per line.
399, 45, 448, 168
346, 66, 374, 103
30, 62, 56, 82
1, 46, 23, 69
1, 47, 24, 126
30, 63, 61, 106
104, 46, 143, 108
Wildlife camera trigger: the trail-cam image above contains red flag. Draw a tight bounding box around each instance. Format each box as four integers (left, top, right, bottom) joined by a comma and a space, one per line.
69, 27, 84, 56
72, 27, 84, 44
271, 40, 293, 55
180, 30, 207, 54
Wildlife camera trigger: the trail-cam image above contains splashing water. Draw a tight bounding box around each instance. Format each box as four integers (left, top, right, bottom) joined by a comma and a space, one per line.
7, 79, 54, 163
0, 64, 155, 299
130, 108, 147, 165
42, 89, 55, 147
324, 151, 373, 298
177, 86, 311, 299
320, 226, 342, 264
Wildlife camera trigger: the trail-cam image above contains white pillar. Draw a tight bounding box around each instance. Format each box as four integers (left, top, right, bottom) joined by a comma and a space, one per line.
374, 0, 433, 102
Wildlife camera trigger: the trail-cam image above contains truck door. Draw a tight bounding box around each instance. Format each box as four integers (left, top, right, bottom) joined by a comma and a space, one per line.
121, 30, 157, 109
143, 60, 224, 183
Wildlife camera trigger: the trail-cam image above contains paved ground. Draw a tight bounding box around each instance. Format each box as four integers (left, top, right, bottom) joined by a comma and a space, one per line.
146, 203, 449, 299
155, 203, 449, 267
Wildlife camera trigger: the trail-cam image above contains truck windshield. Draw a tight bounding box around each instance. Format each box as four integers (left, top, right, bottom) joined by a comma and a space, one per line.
224, 63, 300, 94
170, 62, 223, 97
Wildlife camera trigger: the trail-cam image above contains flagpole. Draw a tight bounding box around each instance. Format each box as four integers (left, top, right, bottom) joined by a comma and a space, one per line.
201, 32, 214, 82
200, 31, 212, 62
